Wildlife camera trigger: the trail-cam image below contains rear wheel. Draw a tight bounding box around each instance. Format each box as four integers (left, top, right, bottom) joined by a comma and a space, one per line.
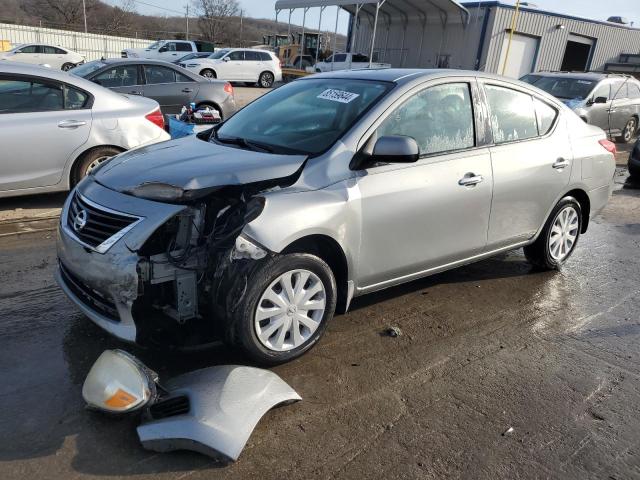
200, 68, 216, 79
61, 62, 75, 71
225, 253, 336, 365
258, 71, 275, 88
524, 197, 582, 270
73, 147, 121, 185
616, 117, 637, 143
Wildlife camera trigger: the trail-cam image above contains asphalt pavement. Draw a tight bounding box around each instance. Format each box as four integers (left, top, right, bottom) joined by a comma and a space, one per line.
0, 162, 638, 478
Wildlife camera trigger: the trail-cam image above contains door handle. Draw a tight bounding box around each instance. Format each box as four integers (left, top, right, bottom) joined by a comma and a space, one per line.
129, 90, 142, 95
58, 120, 86, 129
458, 173, 483, 187
552, 158, 570, 170
181, 88, 193, 93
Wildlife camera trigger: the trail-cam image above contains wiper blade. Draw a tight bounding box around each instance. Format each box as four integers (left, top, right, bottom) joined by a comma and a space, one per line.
216, 136, 274, 153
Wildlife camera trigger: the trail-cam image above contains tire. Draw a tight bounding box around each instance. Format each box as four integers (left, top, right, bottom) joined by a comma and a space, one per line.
200, 68, 216, 79
196, 102, 222, 120
61, 62, 75, 71
73, 147, 121, 185
258, 71, 275, 88
524, 197, 582, 271
225, 253, 337, 365
616, 117, 638, 144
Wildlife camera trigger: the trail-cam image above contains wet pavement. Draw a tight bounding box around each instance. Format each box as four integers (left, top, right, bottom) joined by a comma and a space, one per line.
1, 173, 639, 479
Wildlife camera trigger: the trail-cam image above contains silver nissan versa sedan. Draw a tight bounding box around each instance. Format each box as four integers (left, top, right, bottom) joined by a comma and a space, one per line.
56, 69, 616, 364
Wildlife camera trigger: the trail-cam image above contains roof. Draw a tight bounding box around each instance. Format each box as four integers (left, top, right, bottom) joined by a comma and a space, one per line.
526, 71, 631, 81
461, 1, 640, 31
275, 0, 470, 23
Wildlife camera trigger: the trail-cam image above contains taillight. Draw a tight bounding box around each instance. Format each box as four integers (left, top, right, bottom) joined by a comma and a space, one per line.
224, 82, 234, 96
145, 108, 164, 130
598, 139, 617, 155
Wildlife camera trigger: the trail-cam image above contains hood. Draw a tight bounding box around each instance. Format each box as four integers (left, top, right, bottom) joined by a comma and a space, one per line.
94, 136, 307, 198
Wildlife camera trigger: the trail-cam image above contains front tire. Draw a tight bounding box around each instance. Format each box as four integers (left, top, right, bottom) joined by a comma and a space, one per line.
61, 62, 75, 71
524, 197, 582, 270
73, 147, 120, 185
226, 253, 337, 365
200, 68, 216, 79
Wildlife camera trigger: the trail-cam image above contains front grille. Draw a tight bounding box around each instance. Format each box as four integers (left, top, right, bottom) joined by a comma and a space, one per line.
67, 193, 139, 251
148, 395, 190, 419
59, 262, 120, 321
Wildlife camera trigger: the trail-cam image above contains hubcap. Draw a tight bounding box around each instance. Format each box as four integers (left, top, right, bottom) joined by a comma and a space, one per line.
261, 73, 273, 87
548, 206, 579, 261
254, 269, 326, 352
202, 70, 214, 78
85, 155, 111, 176
624, 119, 636, 142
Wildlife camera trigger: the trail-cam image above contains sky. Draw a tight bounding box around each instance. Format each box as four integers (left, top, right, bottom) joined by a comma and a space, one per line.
104, 0, 640, 35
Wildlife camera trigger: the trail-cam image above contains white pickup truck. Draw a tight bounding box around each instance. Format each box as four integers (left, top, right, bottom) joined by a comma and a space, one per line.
313, 52, 391, 72
121, 40, 215, 61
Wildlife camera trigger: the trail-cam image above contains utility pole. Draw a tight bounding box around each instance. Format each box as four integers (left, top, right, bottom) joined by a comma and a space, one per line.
82, 0, 88, 33
185, 4, 189, 40
501, 1, 537, 76
240, 9, 244, 47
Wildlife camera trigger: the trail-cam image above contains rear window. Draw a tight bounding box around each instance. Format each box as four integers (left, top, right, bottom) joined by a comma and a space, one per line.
529, 76, 597, 100
71, 61, 106, 77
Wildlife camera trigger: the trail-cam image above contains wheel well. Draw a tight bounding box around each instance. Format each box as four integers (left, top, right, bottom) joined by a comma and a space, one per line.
282, 235, 349, 313
565, 189, 590, 233
200, 68, 216, 77
70, 145, 125, 185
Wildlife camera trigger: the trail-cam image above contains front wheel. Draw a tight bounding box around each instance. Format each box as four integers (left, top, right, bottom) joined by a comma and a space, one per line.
524, 197, 582, 270
61, 62, 75, 71
73, 147, 121, 185
616, 117, 637, 144
226, 253, 337, 365
200, 68, 216, 78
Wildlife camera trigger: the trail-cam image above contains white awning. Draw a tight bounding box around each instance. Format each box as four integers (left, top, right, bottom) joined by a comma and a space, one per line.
274, 0, 470, 24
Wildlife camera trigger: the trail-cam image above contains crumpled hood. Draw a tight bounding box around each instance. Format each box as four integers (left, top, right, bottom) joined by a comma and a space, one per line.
94, 136, 307, 195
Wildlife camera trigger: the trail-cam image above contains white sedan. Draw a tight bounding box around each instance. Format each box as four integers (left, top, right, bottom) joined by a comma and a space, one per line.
179, 48, 282, 88
0, 44, 85, 71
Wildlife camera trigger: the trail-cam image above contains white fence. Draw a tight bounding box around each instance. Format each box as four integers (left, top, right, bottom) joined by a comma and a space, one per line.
0, 23, 153, 61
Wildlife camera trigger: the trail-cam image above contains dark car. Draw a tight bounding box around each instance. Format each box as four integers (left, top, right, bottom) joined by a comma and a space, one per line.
71, 59, 236, 117
629, 138, 640, 177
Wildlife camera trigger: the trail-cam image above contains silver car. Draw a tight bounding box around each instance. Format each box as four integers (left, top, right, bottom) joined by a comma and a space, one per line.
71, 59, 237, 117
521, 72, 640, 143
56, 69, 616, 364
0, 63, 170, 198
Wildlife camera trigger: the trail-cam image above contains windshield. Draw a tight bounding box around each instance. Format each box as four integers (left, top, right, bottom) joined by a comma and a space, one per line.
70, 60, 106, 77
215, 78, 391, 155
210, 49, 230, 59
148, 41, 162, 50
527, 76, 597, 100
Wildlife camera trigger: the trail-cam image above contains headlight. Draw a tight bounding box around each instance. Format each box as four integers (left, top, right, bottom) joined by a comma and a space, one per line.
82, 350, 157, 413
126, 182, 185, 202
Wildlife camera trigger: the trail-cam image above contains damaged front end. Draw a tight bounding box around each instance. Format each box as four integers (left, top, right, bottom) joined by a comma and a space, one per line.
56, 141, 305, 346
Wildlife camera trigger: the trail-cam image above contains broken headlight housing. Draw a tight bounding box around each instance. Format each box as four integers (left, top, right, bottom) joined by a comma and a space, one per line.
126, 182, 185, 202
82, 350, 158, 413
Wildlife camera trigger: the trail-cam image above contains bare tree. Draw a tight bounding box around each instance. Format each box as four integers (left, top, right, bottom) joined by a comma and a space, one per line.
101, 0, 136, 35
22, 0, 98, 27
192, 0, 239, 44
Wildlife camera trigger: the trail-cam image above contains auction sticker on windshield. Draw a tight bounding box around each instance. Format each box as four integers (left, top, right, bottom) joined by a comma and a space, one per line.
317, 89, 360, 104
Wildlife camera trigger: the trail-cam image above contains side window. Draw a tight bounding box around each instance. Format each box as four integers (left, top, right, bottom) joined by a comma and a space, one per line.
0, 77, 63, 112
63, 85, 89, 109
592, 83, 611, 101
143, 65, 176, 84
227, 50, 244, 61
93, 66, 140, 87
175, 71, 192, 83
533, 98, 557, 136
42, 46, 64, 54
377, 83, 475, 156
175, 42, 192, 52
165, 42, 177, 52
613, 82, 628, 100
19, 45, 38, 54
629, 83, 640, 99
352, 54, 369, 63
259, 52, 272, 61
334, 54, 347, 62
245, 51, 260, 61
485, 85, 538, 143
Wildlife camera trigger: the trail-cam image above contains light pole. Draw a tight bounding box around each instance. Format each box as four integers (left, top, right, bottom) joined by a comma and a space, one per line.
82, 0, 88, 33
500, 1, 537, 76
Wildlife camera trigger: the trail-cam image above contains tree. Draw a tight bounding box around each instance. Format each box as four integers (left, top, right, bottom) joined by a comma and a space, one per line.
192, 0, 239, 44
21, 0, 99, 28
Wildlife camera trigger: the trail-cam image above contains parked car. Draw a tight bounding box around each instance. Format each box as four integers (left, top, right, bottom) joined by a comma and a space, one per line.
70, 59, 236, 117
172, 52, 212, 65
0, 63, 169, 198
313, 52, 391, 72
0, 43, 84, 71
56, 69, 615, 364
180, 48, 282, 88
628, 138, 640, 177
122, 40, 215, 61
521, 72, 640, 143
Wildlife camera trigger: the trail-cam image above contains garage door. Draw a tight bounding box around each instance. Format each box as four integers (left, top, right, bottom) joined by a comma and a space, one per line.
498, 33, 539, 79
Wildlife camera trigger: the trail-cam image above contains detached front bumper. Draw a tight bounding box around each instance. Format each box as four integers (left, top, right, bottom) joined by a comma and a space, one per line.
56, 177, 186, 342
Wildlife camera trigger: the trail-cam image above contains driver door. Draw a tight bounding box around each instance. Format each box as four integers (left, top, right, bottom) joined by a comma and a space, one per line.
355, 80, 493, 289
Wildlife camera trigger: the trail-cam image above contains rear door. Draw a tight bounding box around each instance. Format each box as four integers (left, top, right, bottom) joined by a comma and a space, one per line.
610, 80, 633, 137
482, 81, 572, 248
0, 75, 92, 192
41, 46, 66, 69
244, 50, 263, 82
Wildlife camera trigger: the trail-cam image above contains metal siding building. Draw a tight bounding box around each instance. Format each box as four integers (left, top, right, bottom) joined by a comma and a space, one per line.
347, 1, 640, 77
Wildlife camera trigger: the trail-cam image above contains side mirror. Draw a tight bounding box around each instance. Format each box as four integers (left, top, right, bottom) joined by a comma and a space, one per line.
159, 46, 167, 53
223, 56, 230, 62
371, 135, 420, 163
592, 96, 608, 105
